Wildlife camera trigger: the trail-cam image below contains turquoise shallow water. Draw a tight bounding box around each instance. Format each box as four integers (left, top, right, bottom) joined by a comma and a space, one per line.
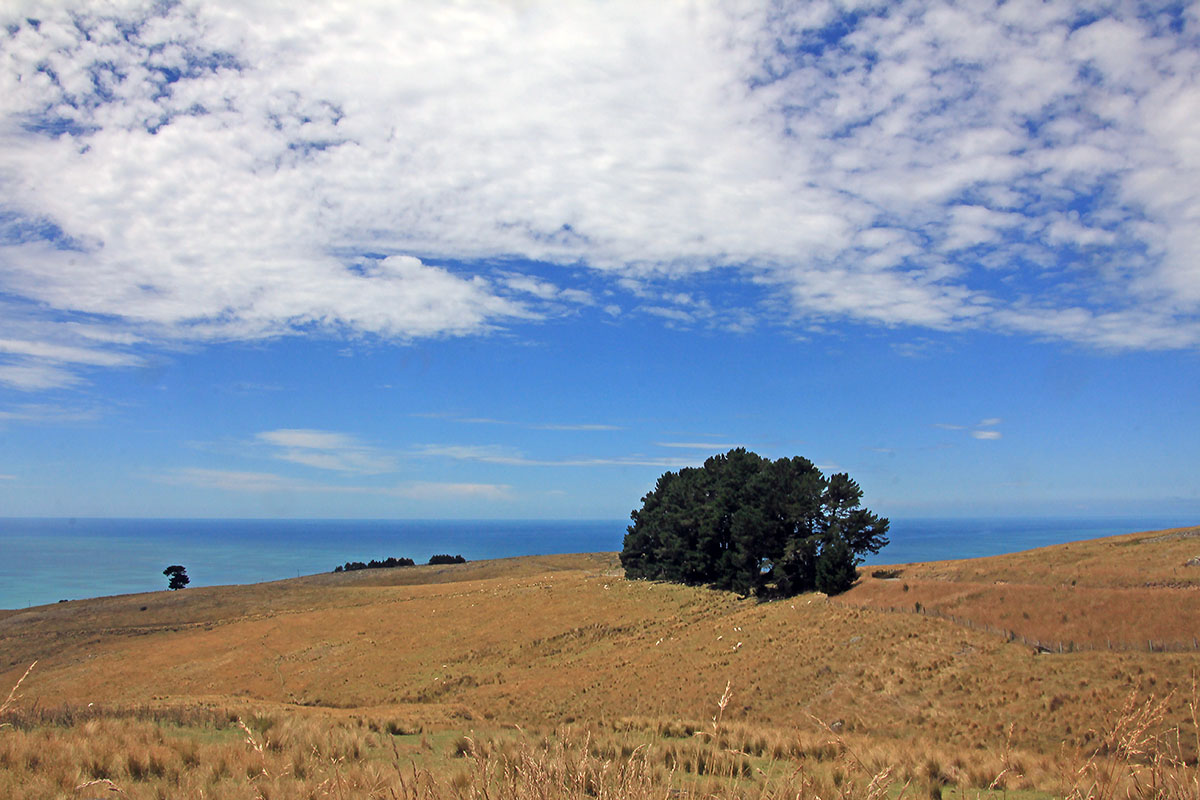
0, 515, 1193, 608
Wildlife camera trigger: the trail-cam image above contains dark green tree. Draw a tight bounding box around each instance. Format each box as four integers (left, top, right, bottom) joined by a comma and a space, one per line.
620, 449, 888, 597
163, 564, 189, 590
814, 535, 857, 595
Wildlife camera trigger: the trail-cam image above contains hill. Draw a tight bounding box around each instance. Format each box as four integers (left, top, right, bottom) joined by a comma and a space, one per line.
842, 524, 1200, 651
2, 528, 1199, 799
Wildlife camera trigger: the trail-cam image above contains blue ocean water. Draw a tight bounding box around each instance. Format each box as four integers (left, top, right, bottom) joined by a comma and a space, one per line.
0, 516, 1194, 609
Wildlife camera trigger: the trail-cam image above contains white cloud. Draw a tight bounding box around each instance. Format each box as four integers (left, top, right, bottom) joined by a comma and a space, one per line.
257, 429, 359, 450
0, 0, 1198, 376
0, 338, 140, 367
414, 443, 697, 468
414, 444, 520, 463
937, 418, 1003, 440
160, 467, 509, 499
389, 482, 511, 501
532, 423, 624, 432
255, 428, 396, 474
640, 306, 696, 323
163, 468, 312, 493
415, 415, 623, 432
0, 403, 100, 423
0, 362, 80, 390
654, 442, 739, 450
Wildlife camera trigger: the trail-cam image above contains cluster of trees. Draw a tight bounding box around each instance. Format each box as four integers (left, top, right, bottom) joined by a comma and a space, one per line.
332, 554, 468, 573
620, 449, 888, 597
334, 556, 416, 573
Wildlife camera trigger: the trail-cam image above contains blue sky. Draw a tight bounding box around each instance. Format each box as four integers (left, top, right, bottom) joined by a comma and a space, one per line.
1, 1, 1199, 521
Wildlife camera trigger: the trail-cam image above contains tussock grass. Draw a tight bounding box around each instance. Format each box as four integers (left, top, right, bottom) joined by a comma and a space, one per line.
4, 688, 1199, 799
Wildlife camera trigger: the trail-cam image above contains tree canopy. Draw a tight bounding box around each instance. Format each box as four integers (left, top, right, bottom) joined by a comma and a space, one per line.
163, 564, 189, 591
334, 556, 416, 573
620, 449, 888, 597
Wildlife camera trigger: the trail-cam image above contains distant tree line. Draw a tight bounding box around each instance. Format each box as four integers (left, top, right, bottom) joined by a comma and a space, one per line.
334, 556, 415, 573
621, 449, 888, 597
333, 554, 468, 573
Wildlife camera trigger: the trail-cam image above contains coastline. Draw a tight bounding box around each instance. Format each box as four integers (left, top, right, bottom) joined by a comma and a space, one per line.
2, 515, 1195, 609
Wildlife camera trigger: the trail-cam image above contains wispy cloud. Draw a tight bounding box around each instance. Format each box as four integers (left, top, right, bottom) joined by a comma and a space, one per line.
0, 338, 140, 367
532, 423, 624, 432
255, 429, 396, 474
0, 403, 100, 424
391, 482, 510, 500
0, 0, 1195, 381
0, 363, 81, 391
0, 318, 143, 390
413, 414, 623, 432
654, 442, 739, 450
159, 468, 509, 500
413, 444, 696, 469
162, 468, 312, 493
937, 418, 1004, 441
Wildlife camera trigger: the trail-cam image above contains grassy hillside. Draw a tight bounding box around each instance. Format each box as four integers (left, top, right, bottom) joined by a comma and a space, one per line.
842, 525, 1200, 650
3, 528, 1200, 798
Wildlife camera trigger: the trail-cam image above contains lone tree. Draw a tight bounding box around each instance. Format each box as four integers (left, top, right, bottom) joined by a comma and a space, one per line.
163, 565, 190, 591
620, 449, 888, 597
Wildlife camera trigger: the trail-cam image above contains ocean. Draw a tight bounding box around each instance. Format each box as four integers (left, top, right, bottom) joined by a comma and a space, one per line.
0, 515, 1194, 609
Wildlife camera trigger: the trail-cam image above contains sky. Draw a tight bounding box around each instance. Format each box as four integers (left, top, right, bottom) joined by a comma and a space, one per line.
0, 0, 1198, 521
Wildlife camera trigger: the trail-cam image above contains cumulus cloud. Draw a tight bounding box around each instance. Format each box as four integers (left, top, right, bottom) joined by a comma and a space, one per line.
2, 0, 1199, 386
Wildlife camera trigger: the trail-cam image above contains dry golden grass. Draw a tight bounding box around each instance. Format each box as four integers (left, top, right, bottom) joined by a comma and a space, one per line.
3, 678, 1198, 799
3, 526, 1200, 797
843, 525, 1200, 650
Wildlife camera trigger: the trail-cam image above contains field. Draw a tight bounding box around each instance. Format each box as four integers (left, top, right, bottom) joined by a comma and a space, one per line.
2, 528, 1200, 798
